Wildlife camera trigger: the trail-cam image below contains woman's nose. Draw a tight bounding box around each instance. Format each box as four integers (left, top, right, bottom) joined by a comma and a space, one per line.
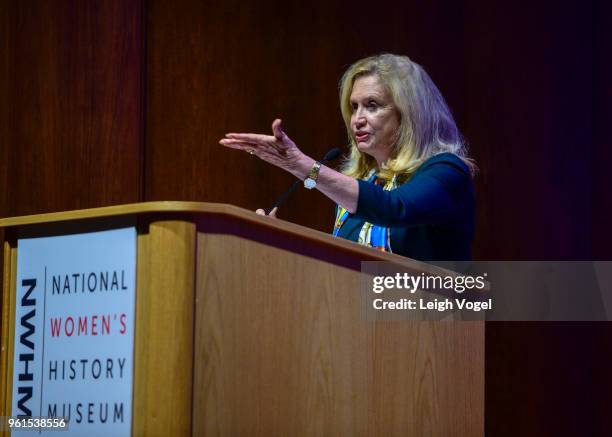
353, 111, 366, 127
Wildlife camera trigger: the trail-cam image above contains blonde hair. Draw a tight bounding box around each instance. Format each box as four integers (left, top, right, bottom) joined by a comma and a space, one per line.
339, 54, 476, 181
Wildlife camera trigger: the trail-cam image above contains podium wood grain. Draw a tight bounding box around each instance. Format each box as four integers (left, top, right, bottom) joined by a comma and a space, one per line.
133, 220, 196, 436
193, 233, 484, 436
0, 239, 17, 420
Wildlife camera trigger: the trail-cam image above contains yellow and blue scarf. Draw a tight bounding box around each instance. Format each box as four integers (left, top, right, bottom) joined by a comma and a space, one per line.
333, 172, 398, 252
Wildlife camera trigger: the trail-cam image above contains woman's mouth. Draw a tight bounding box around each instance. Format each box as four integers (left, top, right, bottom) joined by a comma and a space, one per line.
355, 132, 370, 143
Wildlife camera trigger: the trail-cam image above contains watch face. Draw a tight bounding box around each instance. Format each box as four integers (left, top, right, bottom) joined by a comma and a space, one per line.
304, 178, 316, 189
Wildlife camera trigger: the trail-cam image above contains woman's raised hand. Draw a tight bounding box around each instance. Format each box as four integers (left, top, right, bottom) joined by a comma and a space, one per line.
220, 118, 359, 215
219, 119, 306, 177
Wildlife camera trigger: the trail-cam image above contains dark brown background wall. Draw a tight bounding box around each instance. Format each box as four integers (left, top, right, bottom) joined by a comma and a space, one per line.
1, 0, 610, 435
1, 0, 144, 215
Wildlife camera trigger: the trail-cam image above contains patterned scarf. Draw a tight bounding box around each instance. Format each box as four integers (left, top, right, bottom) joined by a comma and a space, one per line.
333, 171, 398, 252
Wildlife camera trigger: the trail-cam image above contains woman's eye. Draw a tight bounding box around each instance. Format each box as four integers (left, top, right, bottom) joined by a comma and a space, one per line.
367, 101, 379, 109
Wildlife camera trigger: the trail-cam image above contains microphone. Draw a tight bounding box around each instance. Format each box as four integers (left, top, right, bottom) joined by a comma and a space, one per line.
266, 148, 342, 215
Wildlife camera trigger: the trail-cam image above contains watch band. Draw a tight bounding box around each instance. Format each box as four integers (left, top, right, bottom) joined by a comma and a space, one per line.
304, 161, 321, 189
308, 161, 321, 180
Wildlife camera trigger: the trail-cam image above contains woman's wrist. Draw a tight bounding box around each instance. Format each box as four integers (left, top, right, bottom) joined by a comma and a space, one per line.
289, 154, 316, 180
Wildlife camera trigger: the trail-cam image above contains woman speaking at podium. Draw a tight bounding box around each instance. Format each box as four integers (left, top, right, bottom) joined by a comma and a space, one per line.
220, 54, 476, 261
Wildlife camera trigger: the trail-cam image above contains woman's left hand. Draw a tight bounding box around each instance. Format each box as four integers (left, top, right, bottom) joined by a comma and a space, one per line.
219, 119, 309, 178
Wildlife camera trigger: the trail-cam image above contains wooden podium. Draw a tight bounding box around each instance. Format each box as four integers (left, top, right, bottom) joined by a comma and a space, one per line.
0, 202, 483, 436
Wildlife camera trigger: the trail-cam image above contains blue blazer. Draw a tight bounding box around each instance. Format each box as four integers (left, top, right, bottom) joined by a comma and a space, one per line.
335, 153, 475, 261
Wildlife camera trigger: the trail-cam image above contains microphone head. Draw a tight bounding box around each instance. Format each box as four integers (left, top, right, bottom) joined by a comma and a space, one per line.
321, 148, 342, 163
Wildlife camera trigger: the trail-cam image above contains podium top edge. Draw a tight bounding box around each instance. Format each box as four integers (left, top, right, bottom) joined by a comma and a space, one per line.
0, 201, 230, 227
0, 201, 442, 270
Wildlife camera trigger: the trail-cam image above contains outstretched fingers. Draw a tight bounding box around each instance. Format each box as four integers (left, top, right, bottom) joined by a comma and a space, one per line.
225, 133, 274, 144
219, 139, 281, 163
219, 138, 255, 151
220, 119, 298, 164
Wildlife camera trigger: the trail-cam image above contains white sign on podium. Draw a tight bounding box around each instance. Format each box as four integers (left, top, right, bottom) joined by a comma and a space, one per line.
11, 227, 137, 437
